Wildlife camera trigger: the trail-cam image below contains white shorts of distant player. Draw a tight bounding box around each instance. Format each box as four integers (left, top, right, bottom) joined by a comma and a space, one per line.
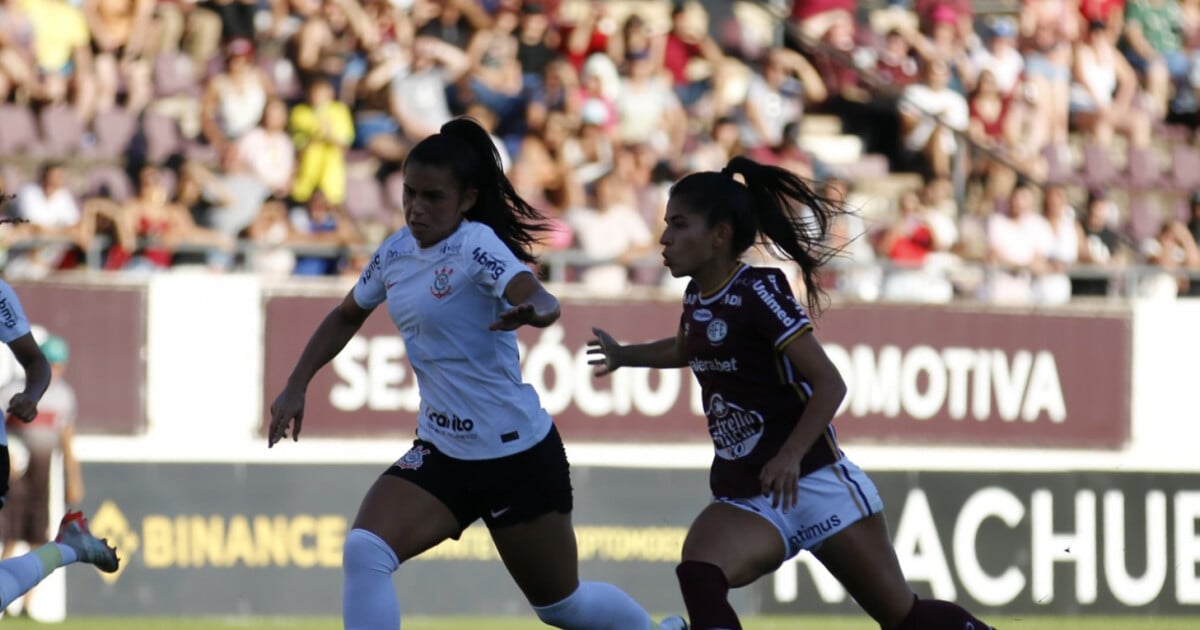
714, 457, 885, 559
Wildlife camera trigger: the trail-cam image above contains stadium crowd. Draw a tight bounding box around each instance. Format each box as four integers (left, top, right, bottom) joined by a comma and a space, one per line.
0, 0, 1198, 302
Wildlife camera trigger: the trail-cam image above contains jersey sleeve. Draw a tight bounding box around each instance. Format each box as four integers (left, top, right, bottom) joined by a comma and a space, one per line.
352, 243, 389, 310
462, 224, 530, 300
746, 269, 812, 350
0, 282, 32, 345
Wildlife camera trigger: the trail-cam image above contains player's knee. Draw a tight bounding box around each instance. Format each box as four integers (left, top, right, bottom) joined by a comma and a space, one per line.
342, 528, 399, 576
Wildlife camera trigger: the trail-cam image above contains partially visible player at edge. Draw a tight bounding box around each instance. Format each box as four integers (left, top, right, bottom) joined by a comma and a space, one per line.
267, 118, 686, 630
0, 212, 119, 611
587, 156, 994, 630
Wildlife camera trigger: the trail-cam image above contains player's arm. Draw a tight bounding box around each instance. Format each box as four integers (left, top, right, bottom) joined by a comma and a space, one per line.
284, 290, 373, 391
587, 324, 688, 376
493, 271, 560, 330
778, 333, 846, 457
6, 332, 50, 422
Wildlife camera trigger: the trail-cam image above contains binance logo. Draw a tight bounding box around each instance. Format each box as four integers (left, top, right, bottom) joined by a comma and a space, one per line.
88, 501, 139, 584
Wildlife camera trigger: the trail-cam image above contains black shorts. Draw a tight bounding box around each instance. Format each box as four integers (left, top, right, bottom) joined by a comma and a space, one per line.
383, 424, 573, 535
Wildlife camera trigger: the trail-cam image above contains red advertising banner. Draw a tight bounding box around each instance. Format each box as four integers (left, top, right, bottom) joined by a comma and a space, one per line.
8, 281, 146, 434
262, 296, 1131, 448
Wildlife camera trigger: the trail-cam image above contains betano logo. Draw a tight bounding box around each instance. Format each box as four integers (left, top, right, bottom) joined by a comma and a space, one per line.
84, 501, 688, 581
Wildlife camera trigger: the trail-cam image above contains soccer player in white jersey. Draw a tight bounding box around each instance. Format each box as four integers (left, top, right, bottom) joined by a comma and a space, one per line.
0, 272, 119, 610
587, 157, 993, 630
267, 118, 686, 630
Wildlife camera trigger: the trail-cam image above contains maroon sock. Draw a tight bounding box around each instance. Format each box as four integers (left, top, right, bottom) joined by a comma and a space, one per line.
675, 561, 742, 630
893, 596, 995, 630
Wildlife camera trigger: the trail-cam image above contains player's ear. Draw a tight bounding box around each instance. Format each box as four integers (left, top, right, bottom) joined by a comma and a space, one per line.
711, 221, 732, 250
457, 186, 478, 217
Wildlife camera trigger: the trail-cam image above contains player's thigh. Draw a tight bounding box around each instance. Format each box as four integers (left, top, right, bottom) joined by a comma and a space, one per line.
490, 510, 579, 607
813, 513, 914, 627
681, 502, 786, 588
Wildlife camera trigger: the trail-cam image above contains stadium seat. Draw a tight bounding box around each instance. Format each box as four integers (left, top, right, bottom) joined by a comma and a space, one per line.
92, 109, 140, 161
38, 105, 86, 161
0, 104, 45, 158
153, 51, 201, 99
86, 166, 134, 203
1082, 143, 1117, 191
1125, 147, 1162, 191
343, 173, 385, 222
139, 111, 185, 165
1126, 195, 1162, 244
1168, 144, 1200, 192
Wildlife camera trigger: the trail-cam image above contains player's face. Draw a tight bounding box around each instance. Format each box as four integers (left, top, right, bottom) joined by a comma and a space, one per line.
660, 197, 724, 278
402, 162, 477, 248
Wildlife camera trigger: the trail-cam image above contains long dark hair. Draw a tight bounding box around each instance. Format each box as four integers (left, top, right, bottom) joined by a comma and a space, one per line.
404, 117, 548, 264
669, 155, 845, 315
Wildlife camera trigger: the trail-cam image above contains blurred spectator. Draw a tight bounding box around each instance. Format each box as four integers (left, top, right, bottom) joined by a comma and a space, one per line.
871, 28, 922, 90
563, 0, 617, 71
290, 78, 354, 205
876, 189, 957, 302
564, 171, 654, 296
790, 0, 855, 43
1042, 184, 1082, 272
83, 0, 155, 115
908, 3, 976, 93
0, 0, 37, 104
11, 164, 90, 275
741, 48, 827, 150
413, 0, 488, 51
1121, 0, 1186, 118
150, 0, 223, 66
200, 37, 273, 154
615, 46, 684, 152
1070, 19, 1152, 148
1074, 189, 1129, 295
1021, 0, 1078, 156
192, 149, 272, 244
390, 36, 470, 141
236, 97, 296, 198
986, 183, 1070, 304
688, 116, 742, 172
662, 1, 725, 111
578, 52, 620, 133
463, 9, 525, 134
900, 58, 969, 178
1140, 219, 1200, 297
515, 2, 560, 89
970, 17, 1024, 97
288, 190, 360, 276
106, 164, 232, 270
463, 103, 513, 173
290, 0, 375, 101
24, 0, 97, 121
245, 199, 297, 278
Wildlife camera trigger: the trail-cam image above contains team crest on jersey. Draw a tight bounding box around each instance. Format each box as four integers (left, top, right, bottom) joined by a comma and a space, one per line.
395, 445, 432, 470
693, 308, 713, 322
706, 318, 728, 344
430, 267, 454, 298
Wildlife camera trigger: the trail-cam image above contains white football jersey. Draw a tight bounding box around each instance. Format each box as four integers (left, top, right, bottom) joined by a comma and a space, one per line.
354, 221, 552, 460
0, 281, 31, 345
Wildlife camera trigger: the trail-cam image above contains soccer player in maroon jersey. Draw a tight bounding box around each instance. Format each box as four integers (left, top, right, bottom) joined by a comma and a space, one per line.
588, 156, 994, 630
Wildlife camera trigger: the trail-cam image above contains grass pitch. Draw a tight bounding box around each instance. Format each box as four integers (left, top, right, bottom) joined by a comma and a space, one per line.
1, 617, 1198, 629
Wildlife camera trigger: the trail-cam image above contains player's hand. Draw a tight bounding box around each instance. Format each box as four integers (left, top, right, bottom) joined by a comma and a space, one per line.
6, 392, 38, 423
586, 327, 622, 377
489, 303, 536, 331
759, 448, 803, 512
268, 386, 306, 448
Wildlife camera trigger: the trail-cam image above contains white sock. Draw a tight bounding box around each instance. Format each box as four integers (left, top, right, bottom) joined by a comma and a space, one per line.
0, 543, 76, 608
342, 528, 401, 630
533, 581, 654, 630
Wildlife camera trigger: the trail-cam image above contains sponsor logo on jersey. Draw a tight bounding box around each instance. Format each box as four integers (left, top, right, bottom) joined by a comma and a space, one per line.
441, 242, 462, 255
471, 247, 507, 281
360, 254, 382, 285
428, 410, 475, 433
386, 247, 402, 260
684, 293, 698, 305
722, 293, 742, 307
395, 445, 432, 470
693, 308, 713, 322
752, 280, 798, 327
0, 296, 15, 329
689, 357, 739, 374
430, 267, 454, 298
706, 318, 728, 344
708, 393, 765, 460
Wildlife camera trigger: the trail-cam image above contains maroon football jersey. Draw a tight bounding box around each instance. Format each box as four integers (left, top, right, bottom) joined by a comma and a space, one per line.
680, 264, 842, 498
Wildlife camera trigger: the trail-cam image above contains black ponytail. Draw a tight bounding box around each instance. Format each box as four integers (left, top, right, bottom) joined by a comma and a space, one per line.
404, 117, 548, 264
670, 156, 845, 315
